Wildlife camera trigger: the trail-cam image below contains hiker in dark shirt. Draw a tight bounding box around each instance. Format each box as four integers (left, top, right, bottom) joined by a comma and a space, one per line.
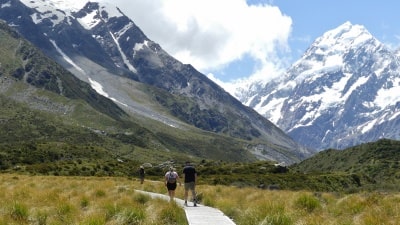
182, 161, 197, 206
139, 166, 145, 184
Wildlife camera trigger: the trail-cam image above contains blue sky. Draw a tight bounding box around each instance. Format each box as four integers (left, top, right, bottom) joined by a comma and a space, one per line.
105, 0, 400, 85
272, 0, 400, 59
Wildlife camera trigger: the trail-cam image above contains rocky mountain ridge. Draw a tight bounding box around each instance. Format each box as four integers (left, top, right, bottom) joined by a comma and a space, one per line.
0, 0, 314, 163
237, 21, 400, 150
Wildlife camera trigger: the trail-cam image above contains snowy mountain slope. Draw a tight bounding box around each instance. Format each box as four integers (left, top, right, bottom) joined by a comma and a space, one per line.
0, 0, 314, 163
238, 22, 400, 150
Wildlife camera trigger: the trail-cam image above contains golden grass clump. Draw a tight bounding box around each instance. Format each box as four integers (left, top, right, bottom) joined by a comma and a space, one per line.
0, 174, 187, 225
196, 184, 400, 225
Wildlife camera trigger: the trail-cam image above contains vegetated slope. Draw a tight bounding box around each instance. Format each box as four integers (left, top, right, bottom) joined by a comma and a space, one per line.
291, 139, 400, 185
0, 0, 315, 164
0, 21, 153, 171
0, 21, 268, 171
0, 22, 126, 119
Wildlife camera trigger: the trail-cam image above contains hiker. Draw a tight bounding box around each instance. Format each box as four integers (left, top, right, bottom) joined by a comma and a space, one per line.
139, 166, 145, 184
165, 166, 180, 201
183, 161, 197, 206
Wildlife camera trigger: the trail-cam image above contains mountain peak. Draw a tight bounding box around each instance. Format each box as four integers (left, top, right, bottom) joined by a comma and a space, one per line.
313, 21, 374, 51
20, 0, 89, 11
243, 20, 400, 151
289, 21, 380, 83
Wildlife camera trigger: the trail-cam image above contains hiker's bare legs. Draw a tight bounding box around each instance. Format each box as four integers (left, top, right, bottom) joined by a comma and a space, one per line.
191, 189, 196, 203
184, 188, 196, 205
184, 190, 188, 202
169, 190, 175, 201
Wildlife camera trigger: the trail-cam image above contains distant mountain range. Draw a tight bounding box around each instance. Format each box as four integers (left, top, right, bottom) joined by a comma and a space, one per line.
0, 0, 313, 164
234, 22, 400, 150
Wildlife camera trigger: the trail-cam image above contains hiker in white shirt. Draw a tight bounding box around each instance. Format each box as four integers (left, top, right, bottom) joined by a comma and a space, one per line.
165, 167, 181, 201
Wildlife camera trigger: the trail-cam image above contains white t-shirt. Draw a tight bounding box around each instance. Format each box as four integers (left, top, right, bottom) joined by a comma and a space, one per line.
165, 171, 178, 183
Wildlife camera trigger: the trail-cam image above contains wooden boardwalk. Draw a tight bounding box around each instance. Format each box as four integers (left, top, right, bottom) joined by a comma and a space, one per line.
135, 190, 236, 225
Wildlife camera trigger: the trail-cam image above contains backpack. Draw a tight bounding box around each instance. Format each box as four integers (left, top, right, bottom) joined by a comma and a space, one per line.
167, 172, 177, 183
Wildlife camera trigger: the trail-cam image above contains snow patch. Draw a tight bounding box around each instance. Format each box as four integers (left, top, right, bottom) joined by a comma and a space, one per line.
374, 58, 390, 76
389, 110, 400, 121
50, 0, 88, 10
20, 0, 81, 26
88, 78, 108, 97
360, 119, 377, 133
99, 3, 123, 20
134, 42, 146, 52
78, 10, 100, 30
255, 96, 284, 124
49, 39, 85, 74
88, 78, 127, 107
109, 31, 137, 73
1, 1, 11, 8
375, 77, 400, 109
114, 22, 133, 38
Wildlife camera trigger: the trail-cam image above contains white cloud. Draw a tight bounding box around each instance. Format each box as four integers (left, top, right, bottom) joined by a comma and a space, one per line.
99, 0, 292, 82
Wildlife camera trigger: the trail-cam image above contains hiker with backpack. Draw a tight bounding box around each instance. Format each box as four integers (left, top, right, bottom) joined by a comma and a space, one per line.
165, 166, 181, 201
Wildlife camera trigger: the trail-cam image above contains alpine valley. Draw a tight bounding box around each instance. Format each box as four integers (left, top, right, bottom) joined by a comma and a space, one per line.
235, 22, 400, 151
0, 0, 313, 169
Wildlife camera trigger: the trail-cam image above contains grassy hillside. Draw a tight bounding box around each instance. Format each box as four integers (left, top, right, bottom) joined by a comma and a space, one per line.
0, 20, 264, 168
291, 139, 400, 190
3, 137, 399, 193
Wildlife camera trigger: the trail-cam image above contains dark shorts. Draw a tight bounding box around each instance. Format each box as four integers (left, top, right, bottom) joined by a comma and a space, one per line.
167, 182, 177, 190
184, 182, 195, 191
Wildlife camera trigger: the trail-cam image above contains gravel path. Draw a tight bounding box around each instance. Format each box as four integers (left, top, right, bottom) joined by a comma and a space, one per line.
135, 190, 236, 225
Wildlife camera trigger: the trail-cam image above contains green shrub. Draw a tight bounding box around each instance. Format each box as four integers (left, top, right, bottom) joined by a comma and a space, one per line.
158, 202, 187, 225
94, 189, 106, 197
260, 214, 293, 225
80, 197, 89, 208
104, 204, 122, 221
294, 194, 321, 212
11, 202, 29, 221
35, 210, 48, 225
56, 202, 75, 222
121, 207, 145, 225
133, 193, 150, 205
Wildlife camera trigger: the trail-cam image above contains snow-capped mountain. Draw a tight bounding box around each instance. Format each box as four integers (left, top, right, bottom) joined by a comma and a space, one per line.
238, 22, 400, 150
0, 0, 314, 163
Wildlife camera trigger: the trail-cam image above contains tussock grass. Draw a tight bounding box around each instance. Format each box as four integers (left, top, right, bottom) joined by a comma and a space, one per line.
196, 184, 400, 225
2, 174, 400, 225
0, 174, 187, 225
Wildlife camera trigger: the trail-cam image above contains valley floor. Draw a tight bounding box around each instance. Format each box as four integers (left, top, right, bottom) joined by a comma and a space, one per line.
1, 173, 400, 225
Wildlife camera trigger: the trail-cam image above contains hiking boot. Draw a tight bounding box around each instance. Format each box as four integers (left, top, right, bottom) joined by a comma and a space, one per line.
184, 201, 188, 206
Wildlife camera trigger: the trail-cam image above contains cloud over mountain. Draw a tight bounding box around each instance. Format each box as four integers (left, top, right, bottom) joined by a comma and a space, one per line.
101, 0, 292, 82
